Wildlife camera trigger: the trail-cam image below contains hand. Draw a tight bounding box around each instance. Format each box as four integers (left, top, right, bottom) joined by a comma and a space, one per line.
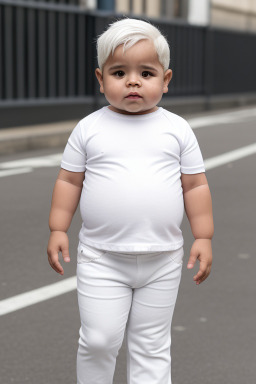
187, 239, 212, 285
47, 231, 70, 275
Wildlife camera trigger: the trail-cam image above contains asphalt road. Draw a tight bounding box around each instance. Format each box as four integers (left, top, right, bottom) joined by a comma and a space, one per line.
1, 106, 256, 384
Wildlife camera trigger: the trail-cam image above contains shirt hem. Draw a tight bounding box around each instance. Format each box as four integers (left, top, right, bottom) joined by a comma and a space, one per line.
78, 237, 184, 253
61, 161, 86, 172
180, 166, 205, 174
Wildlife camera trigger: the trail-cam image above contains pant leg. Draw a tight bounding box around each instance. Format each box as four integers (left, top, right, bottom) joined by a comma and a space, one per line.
76, 247, 135, 384
126, 247, 184, 384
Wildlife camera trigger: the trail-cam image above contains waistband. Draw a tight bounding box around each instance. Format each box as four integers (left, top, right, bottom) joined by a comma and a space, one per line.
78, 241, 183, 258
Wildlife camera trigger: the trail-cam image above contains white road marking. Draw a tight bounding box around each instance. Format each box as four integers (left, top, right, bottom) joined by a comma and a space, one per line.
0, 154, 62, 170
188, 107, 256, 129
204, 143, 256, 170
0, 154, 62, 178
0, 277, 77, 316
0, 167, 33, 177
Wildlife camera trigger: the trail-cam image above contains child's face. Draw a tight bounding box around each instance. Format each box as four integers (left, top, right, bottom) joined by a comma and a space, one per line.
95, 39, 172, 115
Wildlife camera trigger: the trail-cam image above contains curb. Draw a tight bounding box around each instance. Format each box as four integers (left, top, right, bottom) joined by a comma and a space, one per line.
0, 120, 78, 156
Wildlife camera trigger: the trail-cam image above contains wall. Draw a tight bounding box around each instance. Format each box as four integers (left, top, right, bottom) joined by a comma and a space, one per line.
211, 0, 256, 31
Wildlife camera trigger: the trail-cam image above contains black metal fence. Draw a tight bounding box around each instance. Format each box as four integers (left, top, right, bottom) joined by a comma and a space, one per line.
1, 0, 256, 108
205, 28, 256, 95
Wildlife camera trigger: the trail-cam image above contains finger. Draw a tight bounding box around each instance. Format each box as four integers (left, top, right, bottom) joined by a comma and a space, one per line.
193, 261, 208, 282
62, 247, 70, 263
193, 268, 205, 281
202, 266, 212, 282
195, 275, 206, 285
187, 251, 198, 269
52, 259, 64, 275
48, 252, 64, 275
195, 266, 211, 285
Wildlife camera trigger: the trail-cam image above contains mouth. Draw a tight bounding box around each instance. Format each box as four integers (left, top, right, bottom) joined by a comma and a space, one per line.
125, 93, 142, 99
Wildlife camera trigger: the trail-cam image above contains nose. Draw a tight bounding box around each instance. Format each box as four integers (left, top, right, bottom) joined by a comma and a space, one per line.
126, 75, 141, 87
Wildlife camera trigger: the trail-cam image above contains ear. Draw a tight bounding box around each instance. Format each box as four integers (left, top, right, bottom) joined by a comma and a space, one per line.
95, 68, 104, 94
163, 69, 172, 94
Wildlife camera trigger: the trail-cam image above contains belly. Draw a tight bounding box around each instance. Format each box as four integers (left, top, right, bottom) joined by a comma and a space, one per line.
80, 175, 184, 237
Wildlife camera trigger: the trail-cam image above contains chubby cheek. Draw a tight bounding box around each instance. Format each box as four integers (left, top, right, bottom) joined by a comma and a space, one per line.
103, 81, 120, 99
146, 85, 163, 102
105, 89, 120, 103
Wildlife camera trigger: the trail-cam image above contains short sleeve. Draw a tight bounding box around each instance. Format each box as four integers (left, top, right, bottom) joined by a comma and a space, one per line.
180, 121, 205, 174
61, 121, 87, 172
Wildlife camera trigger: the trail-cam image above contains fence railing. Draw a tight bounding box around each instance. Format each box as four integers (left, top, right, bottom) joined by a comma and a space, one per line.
1, 0, 256, 108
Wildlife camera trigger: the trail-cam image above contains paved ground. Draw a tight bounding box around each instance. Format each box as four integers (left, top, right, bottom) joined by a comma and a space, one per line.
1, 106, 256, 383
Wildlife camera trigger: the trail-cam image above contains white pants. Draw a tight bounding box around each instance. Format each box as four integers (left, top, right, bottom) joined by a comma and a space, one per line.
76, 243, 183, 384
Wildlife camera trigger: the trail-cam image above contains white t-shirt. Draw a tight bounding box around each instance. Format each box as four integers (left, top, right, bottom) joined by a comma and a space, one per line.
61, 106, 205, 253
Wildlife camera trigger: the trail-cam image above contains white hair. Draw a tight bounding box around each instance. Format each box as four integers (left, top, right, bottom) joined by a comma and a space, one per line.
96, 18, 170, 72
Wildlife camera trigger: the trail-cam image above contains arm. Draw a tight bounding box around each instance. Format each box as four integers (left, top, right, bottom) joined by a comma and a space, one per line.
47, 168, 85, 275
181, 172, 214, 285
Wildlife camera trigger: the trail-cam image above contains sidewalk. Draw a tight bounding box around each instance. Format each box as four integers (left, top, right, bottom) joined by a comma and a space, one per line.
0, 120, 78, 156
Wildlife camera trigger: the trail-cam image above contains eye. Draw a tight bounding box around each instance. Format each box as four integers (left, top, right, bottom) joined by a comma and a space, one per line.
113, 70, 125, 77
142, 71, 153, 78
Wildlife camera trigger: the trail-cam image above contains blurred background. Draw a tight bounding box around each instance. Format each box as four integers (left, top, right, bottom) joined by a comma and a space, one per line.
1, 1, 256, 384
1, 0, 256, 130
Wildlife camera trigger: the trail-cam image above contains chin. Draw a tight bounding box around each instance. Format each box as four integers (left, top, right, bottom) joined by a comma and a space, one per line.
115, 106, 141, 114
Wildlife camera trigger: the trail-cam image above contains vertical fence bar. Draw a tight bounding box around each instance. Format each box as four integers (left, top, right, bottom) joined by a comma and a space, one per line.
187, 27, 192, 94
4, 5, 13, 99
169, 24, 176, 95
198, 28, 205, 94
204, 27, 214, 97
182, 26, 188, 95
67, 12, 75, 96
187, 26, 192, 94
85, 16, 97, 98
184, 26, 189, 95
57, 10, 66, 96
176, 25, 183, 95
27, 7, 36, 98
48, 10, 57, 97
38, 9, 47, 97
16, 6, 25, 99
193, 28, 199, 94
0, 5, 3, 100
174, 24, 179, 94
77, 13, 85, 96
